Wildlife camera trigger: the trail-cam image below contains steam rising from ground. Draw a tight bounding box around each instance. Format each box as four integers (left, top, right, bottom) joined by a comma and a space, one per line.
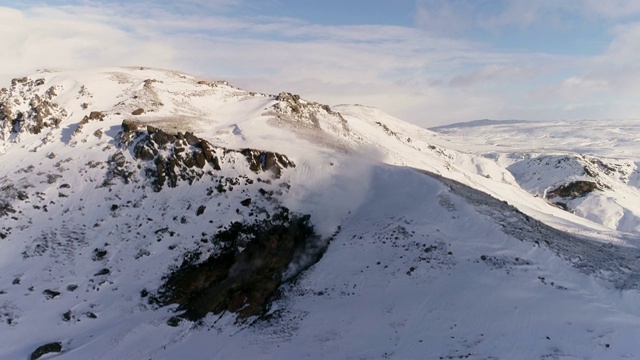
285, 145, 382, 237
281, 146, 383, 280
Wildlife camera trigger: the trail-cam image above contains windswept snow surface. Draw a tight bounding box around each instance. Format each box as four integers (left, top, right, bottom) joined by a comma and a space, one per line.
431, 119, 640, 235
0, 68, 640, 359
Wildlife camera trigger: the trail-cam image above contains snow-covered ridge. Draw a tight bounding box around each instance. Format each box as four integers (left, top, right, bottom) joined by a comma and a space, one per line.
2, 67, 640, 359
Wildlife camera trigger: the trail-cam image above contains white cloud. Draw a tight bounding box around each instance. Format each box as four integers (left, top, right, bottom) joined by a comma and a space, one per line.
0, 6, 177, 76
2, 1, 640, 126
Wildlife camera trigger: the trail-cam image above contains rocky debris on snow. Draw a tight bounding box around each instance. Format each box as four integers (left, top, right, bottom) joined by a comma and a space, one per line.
0, 77, 66, 140
0, 179, 18, 217
103, 151, 136, 186
0, 301, 19, 326
22, 224, 88, 260
72, 111, 105, 138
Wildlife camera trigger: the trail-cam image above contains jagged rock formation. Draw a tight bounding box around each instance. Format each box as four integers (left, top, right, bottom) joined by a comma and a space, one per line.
0, 76, 66, 141
269, 92, 351, 140
116, 121, 294, 191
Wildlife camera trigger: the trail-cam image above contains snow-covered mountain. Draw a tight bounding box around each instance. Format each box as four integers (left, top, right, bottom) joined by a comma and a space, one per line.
1, 67, 640, 359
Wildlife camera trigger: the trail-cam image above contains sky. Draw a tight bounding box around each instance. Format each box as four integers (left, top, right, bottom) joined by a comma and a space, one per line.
2, 0, 640, 126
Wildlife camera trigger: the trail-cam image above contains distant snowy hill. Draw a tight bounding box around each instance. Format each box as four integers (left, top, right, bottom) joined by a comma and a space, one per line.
1, 67, 640, 359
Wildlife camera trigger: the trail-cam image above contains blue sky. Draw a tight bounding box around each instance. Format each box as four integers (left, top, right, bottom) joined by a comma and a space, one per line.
2, 0, 640, 126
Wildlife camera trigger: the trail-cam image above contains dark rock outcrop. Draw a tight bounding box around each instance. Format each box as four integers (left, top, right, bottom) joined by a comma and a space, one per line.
241, 149, 294, 179
546, 181, 599, 200
154, 208, 326, 321
30, 342, 62, 360
0, 77, 66, 139
117, 121, 294, 191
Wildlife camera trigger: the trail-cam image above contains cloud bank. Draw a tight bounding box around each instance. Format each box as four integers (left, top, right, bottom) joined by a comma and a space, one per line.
2, 1, 640, 126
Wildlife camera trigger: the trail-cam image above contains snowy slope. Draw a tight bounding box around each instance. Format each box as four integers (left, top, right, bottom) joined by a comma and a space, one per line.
431, 120, 640, 234
0, 67, 639, 359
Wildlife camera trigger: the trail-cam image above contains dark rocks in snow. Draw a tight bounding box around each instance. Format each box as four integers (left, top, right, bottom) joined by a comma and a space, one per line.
119, 120, 293, 191
241, 149, 294, 179
196, 205, 206, 216
94, 268, 110, 276
0, 201, 16, 217
147, 125, 175, 147
62, 310, 73, 322
46, 174, 62, 184
154, 208, 327, 321
103, 151, 135, 186
167, 316, 181, 327
73, 111, 104, 137
131, 108, 145, 115
88, 111, 104, 121
183, 131, 200, 146
275, 92, 302, 114
271, 91, 349, 132
129, 125, 221, 190
42, 289, 61, 299
92, 248, 108, 261
0, 77, 65, 137
546, 180, 599, 200
11, 77, 28, 86
121, 119, 140, 133
193, 151, 206, 169
86, 311, 98, 319
30, 342, 62, 360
